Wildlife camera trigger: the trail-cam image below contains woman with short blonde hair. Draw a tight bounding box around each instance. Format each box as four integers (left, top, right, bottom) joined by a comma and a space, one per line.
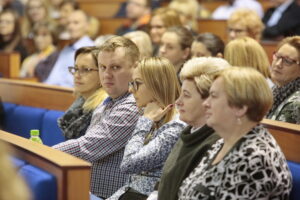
227, 9, 264, 41
224, 36, 271, 79
124, 31, 153, 59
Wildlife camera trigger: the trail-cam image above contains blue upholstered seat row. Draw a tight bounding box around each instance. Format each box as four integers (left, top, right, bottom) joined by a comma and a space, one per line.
3, 102, 65, 146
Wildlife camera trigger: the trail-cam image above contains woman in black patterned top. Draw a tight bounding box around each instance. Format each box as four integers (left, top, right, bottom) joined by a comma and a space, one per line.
178, 67, 292, 200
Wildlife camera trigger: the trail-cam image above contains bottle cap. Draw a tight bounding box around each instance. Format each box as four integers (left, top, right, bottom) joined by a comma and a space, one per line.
30, 129, 40, 136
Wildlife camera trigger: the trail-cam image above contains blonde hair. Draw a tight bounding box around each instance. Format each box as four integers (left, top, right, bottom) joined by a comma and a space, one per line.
152, 7, 182, 28
137, 57, 180, 124
124, 31, 153, 59
180, 57, 231, 98
168, 0, 199, 31
219, 67, 273, 122
224, 36, 271, 78
227, 9, 264, 41
0, 141, 30, 200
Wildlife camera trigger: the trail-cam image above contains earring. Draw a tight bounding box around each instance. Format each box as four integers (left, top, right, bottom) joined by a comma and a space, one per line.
237, 117, 241, 125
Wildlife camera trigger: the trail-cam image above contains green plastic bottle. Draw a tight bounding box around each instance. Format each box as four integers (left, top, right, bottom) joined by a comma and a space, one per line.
29, 129, 43, 144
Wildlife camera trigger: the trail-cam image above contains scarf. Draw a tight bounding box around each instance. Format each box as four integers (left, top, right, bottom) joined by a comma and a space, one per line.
267, 77, 300, 118
58, 97, 93, 139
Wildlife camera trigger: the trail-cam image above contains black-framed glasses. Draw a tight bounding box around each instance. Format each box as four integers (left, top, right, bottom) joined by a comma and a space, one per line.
272, 52, 300, 66
68, 66, 99, 75
128, 80, 143, 92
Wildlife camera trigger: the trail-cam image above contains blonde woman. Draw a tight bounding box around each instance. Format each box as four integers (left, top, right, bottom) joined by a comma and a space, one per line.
58, 46, 107, 139
107, 57, 186, 199
224, 36, 272, 86
124, 31, 153, 59
227, 9, 264, 41
179, 67, 292, 199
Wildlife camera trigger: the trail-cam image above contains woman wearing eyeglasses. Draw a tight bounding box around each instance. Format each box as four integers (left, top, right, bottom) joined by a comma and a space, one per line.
107, 57, 186, 199
58, 46, 107, 140
267, 36, 300, 124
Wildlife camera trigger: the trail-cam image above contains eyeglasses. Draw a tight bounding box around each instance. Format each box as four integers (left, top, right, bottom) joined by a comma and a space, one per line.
128, 80, 143, 92
68, 66, 98, 75
227, 28, 247, 34
272, 52, 300, 66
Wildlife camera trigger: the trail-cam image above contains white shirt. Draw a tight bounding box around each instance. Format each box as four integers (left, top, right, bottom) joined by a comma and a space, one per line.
212, 0, 264, 19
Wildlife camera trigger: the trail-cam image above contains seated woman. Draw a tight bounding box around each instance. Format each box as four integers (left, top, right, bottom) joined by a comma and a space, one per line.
157, 57, 231, 200
178, 67, 292, 199
0, 9, 28, 61
124, 31, 153, 59
224, 36, 273, 87
107, 57, 186, 199
191, 33, 225, 58
20, 22, 56, 78
159, 26, 193, 77
58, 46, 107, 139
267, 36, 300, 124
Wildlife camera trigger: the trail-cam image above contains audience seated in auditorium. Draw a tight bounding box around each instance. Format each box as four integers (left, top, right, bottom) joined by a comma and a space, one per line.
168, 0, 202, 32
21, 0, 56, 39
0, 9, 28, 61
58, 47, 107, 140
227, 9, 264, 41
20, 22, 56, 78
107, 57, 186, 199
116, 0, 151, 36
150, 7, 182, 55
263, 0, 300, 40
224, 36, 273, 87
157, 57, 230, 200
211, 0, 263, 19
0, 140, 31, 200
56, 0, 100, 40
43, 10, 94, 87
159, 26, 193, 76
53, 36, 140, 199
124, 30, 153, 59
267, 36, 300, 124
178, 67, 292, 199
191, 33, 224, 58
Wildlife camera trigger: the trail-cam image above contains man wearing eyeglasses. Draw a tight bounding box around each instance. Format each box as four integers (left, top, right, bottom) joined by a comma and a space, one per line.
116, 0, 151, 36
54, 36, 140, 199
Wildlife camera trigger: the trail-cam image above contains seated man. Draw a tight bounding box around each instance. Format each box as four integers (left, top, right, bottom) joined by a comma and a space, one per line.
263, 0, 300, 40
43, 10, 94, 87
53, 36, 140, 199
116, 0, 151, 35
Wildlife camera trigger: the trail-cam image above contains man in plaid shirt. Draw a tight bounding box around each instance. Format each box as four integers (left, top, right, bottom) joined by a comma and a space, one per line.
53, 36, 140, 198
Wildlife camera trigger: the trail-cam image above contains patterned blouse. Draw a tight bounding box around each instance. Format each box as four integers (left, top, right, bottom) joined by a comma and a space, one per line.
178, 125, 292, 200
107, 115, 186, 199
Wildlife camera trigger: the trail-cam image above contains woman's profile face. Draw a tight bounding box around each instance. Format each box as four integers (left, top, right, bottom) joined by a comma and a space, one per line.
150, 15, 166, 44
270, 44, 300, 86
203, 77, 237, 131
27, 0, 47, 23
0, 12, 15, 36
129, 68, 153, 108
176, 80, 206, 127
73, 53, 100, 98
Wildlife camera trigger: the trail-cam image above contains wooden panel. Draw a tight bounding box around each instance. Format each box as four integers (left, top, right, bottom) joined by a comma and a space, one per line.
0, 130, 91, 200
261, 119, 300, 163
261, 40, 278, 63
198, 19, 227, 42
98, 18, 127, 35
77, 0, 126, 18
0, 52, 20, 78
0, 78, 74, 111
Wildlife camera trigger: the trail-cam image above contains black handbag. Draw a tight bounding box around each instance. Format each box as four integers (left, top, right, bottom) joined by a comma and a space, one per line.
118, 187, 148, 200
